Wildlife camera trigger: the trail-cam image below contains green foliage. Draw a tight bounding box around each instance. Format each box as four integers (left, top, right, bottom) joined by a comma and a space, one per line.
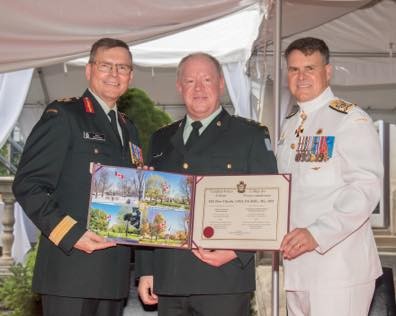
0, 244, 41, 316
145, 174, 167, 201
89, 208, 109, 232
118, 88, 172, 160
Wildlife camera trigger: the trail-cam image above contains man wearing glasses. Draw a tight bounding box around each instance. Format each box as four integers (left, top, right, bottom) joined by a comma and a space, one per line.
13, 38, 140, 316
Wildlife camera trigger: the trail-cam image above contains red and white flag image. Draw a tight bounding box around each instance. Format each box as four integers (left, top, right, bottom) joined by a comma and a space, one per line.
115, 171, 124, 179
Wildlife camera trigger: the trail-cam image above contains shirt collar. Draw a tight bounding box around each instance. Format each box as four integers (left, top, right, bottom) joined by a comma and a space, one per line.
185, 106, 222, 132
89, 88, 118, 115
297, 87, 334, 114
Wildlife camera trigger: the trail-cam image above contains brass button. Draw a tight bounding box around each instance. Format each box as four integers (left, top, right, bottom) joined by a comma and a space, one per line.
290, 143, 296, 150
183, 162, 189, 169
226, 163, 232, 169
94, 148, 99, 154
216, 121, 222, 127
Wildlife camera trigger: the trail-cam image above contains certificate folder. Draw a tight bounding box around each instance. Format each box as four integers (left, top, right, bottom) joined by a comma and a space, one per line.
87, 164, 291, 251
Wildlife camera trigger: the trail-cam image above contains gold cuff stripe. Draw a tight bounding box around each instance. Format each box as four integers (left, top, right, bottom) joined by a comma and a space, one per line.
49, 216, 77, 246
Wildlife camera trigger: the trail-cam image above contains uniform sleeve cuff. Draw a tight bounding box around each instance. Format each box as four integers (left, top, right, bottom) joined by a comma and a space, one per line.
58, 222, 87, 255
306, 226, 325, 254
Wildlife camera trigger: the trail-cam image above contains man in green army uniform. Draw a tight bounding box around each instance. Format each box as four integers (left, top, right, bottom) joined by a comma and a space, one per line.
13, 38, 142, 316
135, 53, 277, 316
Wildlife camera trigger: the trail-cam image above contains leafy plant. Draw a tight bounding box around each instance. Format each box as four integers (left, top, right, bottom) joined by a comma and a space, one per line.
118, 88, 172, 160
0, 244, 41, 316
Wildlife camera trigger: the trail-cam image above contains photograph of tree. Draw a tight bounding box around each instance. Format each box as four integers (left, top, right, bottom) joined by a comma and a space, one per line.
88, 164, 193, 248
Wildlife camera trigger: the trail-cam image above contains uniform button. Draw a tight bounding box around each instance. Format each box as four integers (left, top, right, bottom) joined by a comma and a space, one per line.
183, 162, 189, 169
216, 121, 222, 127
94, 148, 99, 154
226, 163, 232, 169
290, 143, 296, 150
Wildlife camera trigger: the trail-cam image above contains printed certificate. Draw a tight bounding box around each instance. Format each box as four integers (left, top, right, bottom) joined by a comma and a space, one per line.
192, 174, 290, 250
87, 164, 290, 250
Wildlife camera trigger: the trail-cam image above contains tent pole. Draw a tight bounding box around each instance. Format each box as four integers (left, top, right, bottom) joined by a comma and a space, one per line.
37, 68, 50, 105
272, 1, 282, 316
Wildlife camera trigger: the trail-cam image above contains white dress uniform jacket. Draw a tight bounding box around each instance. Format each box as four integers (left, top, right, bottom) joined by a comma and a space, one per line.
277, 87, 383, 290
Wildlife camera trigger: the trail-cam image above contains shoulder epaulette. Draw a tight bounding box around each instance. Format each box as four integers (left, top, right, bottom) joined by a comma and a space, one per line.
232, 115, 264, 127
329, 99, 355, 114
157, 120, 181, 131
285, 105, 299, 119
56, 96, 78, 103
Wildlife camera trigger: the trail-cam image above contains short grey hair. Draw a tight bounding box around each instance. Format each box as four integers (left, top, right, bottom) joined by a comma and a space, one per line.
88, 38, 132, 64
176, 52, 223, 79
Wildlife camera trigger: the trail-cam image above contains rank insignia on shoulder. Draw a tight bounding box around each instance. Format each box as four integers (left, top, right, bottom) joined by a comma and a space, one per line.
46, 108, 58, 114
56, 96, 77, 103
329, 99, 355, 114
234, 115, 262, 127
286, 105, 299, 119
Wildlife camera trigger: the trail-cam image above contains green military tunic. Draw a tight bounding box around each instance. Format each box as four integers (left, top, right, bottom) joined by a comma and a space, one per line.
135, 108, 277, 295
13, 89, 140, 299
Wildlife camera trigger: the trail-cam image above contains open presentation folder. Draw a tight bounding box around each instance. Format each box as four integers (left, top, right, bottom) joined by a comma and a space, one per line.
87, 164, 291, 251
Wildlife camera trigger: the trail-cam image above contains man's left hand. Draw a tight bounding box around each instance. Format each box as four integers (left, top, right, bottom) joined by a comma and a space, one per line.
192, 247, 237, 267
280, 228, 318, 260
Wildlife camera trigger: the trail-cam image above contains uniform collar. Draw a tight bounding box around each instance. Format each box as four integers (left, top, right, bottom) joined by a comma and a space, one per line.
185, 106, 222, 132
297, 87, 334, 114
183, 106, 222, 142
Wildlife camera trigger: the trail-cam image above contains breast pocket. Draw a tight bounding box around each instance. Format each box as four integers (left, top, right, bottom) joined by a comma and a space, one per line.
72, 140, 114, 163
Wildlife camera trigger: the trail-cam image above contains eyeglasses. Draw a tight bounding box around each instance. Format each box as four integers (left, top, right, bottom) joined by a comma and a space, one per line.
92, 61, 133, 75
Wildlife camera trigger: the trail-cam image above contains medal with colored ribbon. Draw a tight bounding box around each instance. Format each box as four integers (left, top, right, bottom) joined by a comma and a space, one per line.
295, 111, 307, 137
129, 141, 144, 167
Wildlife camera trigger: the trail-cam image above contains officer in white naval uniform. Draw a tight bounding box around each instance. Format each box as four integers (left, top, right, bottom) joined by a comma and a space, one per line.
278, 37, 383, 316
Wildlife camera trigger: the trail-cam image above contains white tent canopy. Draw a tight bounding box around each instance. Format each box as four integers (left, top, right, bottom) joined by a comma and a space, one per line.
0, 0, 258, 73
1, 0, 395, 149
279, 0, 396, 87
69, 5, 262, 68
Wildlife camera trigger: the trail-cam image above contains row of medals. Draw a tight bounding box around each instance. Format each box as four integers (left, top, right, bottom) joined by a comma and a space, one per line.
295, 135, 329, 162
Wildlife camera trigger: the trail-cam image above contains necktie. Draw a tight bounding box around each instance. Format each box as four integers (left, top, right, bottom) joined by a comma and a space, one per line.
108, 110, 122, 144
185, 121, 202, 150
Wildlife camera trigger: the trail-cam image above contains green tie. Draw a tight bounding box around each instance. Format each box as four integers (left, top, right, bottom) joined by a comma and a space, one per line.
185, 121, 202, 150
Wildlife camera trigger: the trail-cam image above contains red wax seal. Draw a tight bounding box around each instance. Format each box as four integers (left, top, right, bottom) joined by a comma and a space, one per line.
203, 226, 214, 238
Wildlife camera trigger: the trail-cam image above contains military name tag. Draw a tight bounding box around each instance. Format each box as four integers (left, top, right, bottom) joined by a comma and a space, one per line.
83, 131, 105, 142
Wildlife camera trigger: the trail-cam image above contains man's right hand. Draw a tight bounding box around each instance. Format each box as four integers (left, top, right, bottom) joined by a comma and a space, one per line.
138, 275, 158, 305
74, 231, 116, 254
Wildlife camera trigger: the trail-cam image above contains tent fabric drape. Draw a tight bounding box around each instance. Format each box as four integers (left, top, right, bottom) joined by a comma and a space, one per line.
68, 5, 262, 69
0, 0, 256, 73
0, 69, 33, 148
223, 62, 255, 120
18, 103, 47, 141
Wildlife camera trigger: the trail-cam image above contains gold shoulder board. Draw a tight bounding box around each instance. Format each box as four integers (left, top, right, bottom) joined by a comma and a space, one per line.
329, 99, 355, 114
56, 96, 77, 103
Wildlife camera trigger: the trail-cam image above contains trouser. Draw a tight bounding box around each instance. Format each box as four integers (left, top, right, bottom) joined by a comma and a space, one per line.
286, 281, 376, 316
41, 294, 125, 316
158, 292, 251, 316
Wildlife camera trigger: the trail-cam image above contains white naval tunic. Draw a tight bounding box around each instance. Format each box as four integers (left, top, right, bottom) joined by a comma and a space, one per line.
277, 87, 383, 291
